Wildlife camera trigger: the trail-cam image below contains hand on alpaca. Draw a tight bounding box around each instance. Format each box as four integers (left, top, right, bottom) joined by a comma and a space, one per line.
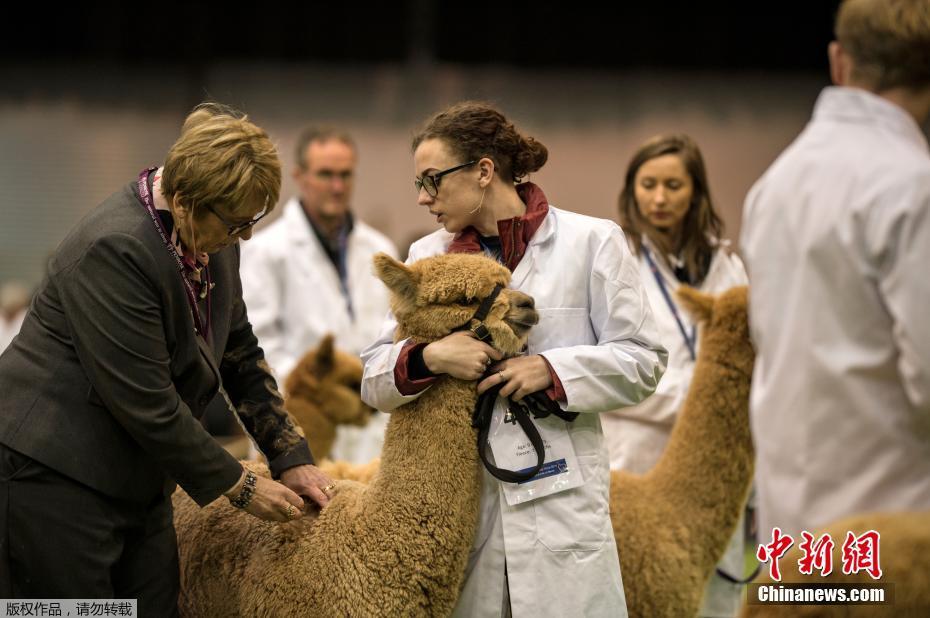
423, 331, 502, 380
223, 468, 307, 522
279, 464, 335, 509
478, 354, 552, 401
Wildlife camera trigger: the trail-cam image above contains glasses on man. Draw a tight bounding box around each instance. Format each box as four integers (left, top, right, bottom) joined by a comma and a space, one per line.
204, 202, 270, 237
414, 160, 478, 197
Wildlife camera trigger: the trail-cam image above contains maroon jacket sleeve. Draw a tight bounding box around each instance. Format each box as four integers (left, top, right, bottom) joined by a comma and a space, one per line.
541, 355, 567, 403
394, 341, 439, 396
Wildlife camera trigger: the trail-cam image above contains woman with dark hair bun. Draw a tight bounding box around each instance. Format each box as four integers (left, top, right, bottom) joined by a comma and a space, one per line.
608, 133, 749, 617
361, 101, 667, 617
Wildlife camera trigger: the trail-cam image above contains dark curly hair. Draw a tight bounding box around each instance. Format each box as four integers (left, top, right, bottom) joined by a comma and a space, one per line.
412, 101, 548, 183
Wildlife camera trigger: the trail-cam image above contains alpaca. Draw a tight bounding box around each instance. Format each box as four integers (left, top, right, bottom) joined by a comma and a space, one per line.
740, 511, 930, 617
284, 333, 374, 461
285, 286, 757, 616
612, 285, 755, 618
173, 252, 538, 617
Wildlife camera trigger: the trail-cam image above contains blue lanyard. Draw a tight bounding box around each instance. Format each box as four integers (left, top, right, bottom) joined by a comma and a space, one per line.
642, 246, 696, 361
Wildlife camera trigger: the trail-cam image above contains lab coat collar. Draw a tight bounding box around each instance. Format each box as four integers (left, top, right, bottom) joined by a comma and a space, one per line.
814, 86, 929, 154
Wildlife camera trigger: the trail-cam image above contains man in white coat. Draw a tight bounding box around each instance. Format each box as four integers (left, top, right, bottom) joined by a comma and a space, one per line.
241, 127, 397, 463
741, 0, 930, 540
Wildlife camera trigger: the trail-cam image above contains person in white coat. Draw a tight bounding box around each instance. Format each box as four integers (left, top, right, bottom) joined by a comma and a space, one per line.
604, 134, 749, 617
360, 101, 667, 618
0, 281, 30, 354
741, 0, 930, 541
241, 127, 397, 463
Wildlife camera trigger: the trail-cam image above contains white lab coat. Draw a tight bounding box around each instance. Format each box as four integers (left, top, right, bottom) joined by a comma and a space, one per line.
741, 86, 930, 539
602, 236, 748, 617
360, 207, 667, 618
240, 198, 398, 463
0, 310, 26, 355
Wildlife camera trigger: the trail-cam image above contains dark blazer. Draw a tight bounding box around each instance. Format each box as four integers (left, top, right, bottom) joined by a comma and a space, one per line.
0, 177, 312, 506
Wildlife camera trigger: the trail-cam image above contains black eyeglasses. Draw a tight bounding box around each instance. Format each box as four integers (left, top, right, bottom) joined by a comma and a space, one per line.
204, 202, 270, 237
414, 160, 477, 197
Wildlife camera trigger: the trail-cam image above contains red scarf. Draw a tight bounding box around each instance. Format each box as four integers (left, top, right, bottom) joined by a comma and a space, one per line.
447, 182, 550, 271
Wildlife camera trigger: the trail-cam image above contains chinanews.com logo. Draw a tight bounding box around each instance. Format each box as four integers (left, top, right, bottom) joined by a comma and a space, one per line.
748, 528, 894, 606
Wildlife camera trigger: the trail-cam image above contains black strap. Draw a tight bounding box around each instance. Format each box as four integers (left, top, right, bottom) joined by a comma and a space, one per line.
455, 284, 503, 343
471, 382, 579, 483
715, 564, 762, 585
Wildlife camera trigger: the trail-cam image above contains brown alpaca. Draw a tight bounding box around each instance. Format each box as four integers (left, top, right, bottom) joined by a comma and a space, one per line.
283, 334, 374, 461
292, 286, 757, 616
612, 286, 755, 618
172, 252, 537, 617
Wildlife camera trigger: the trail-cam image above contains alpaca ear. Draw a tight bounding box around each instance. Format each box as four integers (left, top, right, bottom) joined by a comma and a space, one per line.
314, 333, 335, 377
676, 286, 714, 324
373, 253, 419, 302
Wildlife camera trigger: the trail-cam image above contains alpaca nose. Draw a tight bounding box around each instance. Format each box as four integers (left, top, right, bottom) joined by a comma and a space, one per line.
512, 291, 534, 310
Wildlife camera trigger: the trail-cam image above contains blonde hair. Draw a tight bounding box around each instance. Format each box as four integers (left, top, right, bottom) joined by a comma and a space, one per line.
161, 102, 281, 218
836, 0, 930, 90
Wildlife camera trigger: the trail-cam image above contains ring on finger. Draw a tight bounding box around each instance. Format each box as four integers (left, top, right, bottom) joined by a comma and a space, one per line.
498, 370, 506, 381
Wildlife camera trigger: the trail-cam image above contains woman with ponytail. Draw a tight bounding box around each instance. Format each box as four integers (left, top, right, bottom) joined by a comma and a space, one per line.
361, 101, 667, 617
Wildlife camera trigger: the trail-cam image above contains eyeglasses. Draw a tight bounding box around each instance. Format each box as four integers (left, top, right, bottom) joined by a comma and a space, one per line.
204, 202, 270, 237
414, 160, 477, 197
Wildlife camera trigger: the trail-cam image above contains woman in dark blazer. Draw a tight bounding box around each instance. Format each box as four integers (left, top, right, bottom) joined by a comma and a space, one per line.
0, 103, 334, 615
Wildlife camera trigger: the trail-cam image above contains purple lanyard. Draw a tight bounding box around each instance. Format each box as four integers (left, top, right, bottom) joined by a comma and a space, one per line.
642, 245, 696, 361
137, 168, 211, 338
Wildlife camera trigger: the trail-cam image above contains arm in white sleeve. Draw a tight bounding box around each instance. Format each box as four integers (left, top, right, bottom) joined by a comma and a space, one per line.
876, 176, 930, 411
541, 228, 667, 413
359, 312, 433, 412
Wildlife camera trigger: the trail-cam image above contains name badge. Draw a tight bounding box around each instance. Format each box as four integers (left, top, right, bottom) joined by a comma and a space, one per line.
487, 397, 584, 505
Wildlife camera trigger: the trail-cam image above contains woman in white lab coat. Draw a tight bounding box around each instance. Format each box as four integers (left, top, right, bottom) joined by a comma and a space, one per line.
604, 133, 748, 618
360, 101, 667, 617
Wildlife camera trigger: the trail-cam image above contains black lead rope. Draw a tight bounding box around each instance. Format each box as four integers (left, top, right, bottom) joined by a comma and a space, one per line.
472, 381, 580, 483
716, 564, 762, 585
457, 282, 579, 482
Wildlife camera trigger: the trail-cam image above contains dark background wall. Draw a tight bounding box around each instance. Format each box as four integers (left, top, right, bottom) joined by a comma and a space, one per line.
1, 1, 844, 287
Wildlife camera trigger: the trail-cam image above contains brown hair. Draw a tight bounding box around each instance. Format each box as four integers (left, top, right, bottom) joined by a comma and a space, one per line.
411, 101, 548, 183
294, 126, 357, 170
836, 0, 930, 91
618, 134, 723, 286
161, 102, 281, 219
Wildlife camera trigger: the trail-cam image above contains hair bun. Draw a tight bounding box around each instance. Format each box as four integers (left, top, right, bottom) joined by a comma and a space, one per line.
511, 135, 548, 180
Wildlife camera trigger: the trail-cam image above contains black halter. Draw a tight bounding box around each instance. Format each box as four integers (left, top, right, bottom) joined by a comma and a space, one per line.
451, 282, 579, 483
453, 283, 504, 344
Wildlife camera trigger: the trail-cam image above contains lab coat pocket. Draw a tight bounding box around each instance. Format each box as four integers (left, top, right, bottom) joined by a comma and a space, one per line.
533, 454, 608, 552
528, 308, 592, 353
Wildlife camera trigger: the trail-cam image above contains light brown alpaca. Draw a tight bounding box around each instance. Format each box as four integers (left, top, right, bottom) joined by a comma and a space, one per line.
172, 252, 537, 617
284, 334, 374, 461
612, 286, 755, 618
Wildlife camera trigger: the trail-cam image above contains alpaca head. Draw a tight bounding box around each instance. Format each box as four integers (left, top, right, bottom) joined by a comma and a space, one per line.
373, 252, 538, 358
284, 334, 375, 428
677, 285, 753, 378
